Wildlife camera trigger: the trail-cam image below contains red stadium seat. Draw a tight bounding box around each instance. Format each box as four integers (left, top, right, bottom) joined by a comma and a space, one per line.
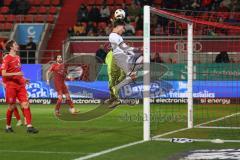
24, 15, 34, 22
154, 0, 163, 4
95, 0, 102, 5
82, 22, 87, 28
35, 15, 46, 22
3, 23, 13, 31
38, 6, 48, 14
4, 0, 12, 6
42, 0, 51, 6
15, 15, 24, 23
33, 0, 41, 6
125, 0, 132, 5
106, 0, 114, 5
0, 15, 5, 22
135, 30, 143, 36
46, 15, 55, 23
28, 0, 34, 5
130, 22, 136, 28
5, 14, 16, 23
51, 0, 60, 6
1, 7, 9, 14
87, 1, 95, 5
115, 0, 124, 5
28, 7, 38, 14
98, 22, 107, 29
49, 6, 57, 14
93, 22, 97, 27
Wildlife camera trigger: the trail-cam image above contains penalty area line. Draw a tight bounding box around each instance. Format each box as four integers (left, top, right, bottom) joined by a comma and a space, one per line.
74, 140, 146, 160
0, 150, 91, 155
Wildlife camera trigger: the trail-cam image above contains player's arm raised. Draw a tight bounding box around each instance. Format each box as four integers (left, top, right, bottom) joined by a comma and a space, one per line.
46, 66, 53, 85
46, 70, 51, 85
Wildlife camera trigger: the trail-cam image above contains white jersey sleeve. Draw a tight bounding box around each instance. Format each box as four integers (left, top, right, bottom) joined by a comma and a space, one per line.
109, 33, 124, 55
109, 32, 138, 55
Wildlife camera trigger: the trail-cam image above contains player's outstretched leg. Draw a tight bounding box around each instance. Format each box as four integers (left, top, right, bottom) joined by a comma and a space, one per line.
21, 102, 38, 134
5, 104, 15, 133
13, 106, 23, 126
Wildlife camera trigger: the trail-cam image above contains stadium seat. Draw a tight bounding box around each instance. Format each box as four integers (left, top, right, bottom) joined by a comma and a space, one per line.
3, 23, 13, 31
51, 0, 60, 6
0, 15, 5, 22
0, 7, 9, 14
130, 22, 136, 28
98, 22, 107, 29
106, 0, 114, 5
93, 22, 97, 27
28, 7, 38, 14
49, 6, 57, 14
154, 0, 163, 4
5, 14, 16, 23
24, 15, 34, 23
38, 6, 48, 14
4, 0, 12, 6
46, 15, 55, 23
82, 22, 88, 28
42, 0, 51, 6
33, 0, 41, 6
125, 0, 132, 5
135, 30, 143, 36
28, 0, 34, 5
95, 0, 102, 5
115, 0, 124, 5
15, 15, 23, 23
86, 0, 95, 5
109, 6, 115, 14
35, 15, 46, 22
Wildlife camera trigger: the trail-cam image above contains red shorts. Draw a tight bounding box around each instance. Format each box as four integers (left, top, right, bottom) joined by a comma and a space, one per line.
55, 83, 69, 95
5, 86, 28, 104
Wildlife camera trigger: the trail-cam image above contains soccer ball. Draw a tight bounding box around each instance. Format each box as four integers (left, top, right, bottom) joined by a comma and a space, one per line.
114, 9, 126, 20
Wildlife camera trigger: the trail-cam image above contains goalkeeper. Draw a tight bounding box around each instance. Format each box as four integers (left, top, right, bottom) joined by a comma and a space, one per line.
104, 50, 125, 105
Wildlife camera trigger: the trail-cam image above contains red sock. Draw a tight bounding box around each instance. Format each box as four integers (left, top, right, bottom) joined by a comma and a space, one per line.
55, 98, 62, 111
13, 108, 21, 121
23, 108, 32, 126
6, 109, 13, 126
66, 99, 74, 108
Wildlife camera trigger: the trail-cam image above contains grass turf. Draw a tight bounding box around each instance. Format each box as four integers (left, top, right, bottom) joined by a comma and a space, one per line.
0, 104, 239, 160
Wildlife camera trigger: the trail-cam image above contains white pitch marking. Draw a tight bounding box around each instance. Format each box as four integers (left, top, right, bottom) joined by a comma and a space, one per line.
195, 112, 240, 128
0, 150, 91, 155
74, 140, 146, 160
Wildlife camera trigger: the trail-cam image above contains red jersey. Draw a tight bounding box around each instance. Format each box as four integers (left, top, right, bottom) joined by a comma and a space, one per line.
49, 63, 67, 85
1, 54, 26, 88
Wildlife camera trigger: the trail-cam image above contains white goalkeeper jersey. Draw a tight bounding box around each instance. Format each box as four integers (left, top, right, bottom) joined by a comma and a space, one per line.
109, 32, 135, 55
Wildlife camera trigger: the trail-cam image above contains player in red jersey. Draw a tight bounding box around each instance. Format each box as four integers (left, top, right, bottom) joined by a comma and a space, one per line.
0, 67, 24, 126
1, 40, 38, 133
46, 55, 78, 116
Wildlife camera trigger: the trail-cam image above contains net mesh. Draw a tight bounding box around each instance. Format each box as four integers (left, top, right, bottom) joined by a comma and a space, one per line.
149, 8, 240, 140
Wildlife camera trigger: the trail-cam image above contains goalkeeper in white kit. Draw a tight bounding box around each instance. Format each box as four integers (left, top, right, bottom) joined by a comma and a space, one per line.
108, 19, 143, 108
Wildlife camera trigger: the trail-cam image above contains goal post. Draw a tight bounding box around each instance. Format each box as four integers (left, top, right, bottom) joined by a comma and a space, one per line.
143, 5, 151, 141
144, 6, 240, 142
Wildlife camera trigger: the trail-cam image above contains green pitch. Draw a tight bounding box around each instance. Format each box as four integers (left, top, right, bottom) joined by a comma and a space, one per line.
0, 104, 239, 160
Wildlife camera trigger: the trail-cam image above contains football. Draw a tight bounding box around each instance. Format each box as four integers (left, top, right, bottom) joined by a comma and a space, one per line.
114, 9, 126, 20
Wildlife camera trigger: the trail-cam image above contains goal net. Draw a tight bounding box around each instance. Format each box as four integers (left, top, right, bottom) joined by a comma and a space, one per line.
144, 6, 240, 142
